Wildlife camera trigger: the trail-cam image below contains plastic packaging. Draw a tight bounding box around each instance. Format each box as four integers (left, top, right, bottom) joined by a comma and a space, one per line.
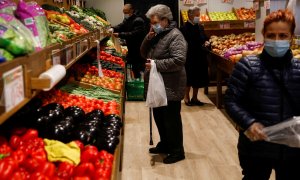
0, 13, 39, 50
0, 23, 34, 55
262, 116, 300, 148
146, 60, 168, 108
39, 65, 66, 91
15, 0, 50, 48
0, 0, 16, 15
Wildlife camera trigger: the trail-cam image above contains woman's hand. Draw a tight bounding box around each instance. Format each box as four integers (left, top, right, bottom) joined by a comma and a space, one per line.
145, 59, 152, 70
244, 122, 267, 141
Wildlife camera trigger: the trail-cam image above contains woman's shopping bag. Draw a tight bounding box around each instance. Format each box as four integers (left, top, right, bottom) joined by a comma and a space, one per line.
146, 60, 167, 108
262, 116, 300, 148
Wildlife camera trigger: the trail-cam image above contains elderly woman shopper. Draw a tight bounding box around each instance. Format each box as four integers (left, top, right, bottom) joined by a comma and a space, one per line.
225, 10, 300, 179
141, 4, 187, 164
181, 6, 210, 106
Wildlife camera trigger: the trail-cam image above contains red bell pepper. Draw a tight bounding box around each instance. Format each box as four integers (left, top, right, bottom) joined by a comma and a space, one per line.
21, 129, 38, 142
74, 140, 84, 151
22, 158, 40, 173
10, 150, 26, 165
74, 163, 95, 177
73, 176, 91, 180
29, 148, 47, 163
9, 135, 21, 150
36, 162, 56, 177
0, 158, 17, 180
57, 162, 75, 179
29, 172, 50, 180
94, 168, 111, 180
81, 146, 99, 163
0, 144, 12, 155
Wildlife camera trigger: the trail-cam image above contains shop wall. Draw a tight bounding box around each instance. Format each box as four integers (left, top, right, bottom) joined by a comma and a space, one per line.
179, 0, 253, 12
86, 0, 124, 26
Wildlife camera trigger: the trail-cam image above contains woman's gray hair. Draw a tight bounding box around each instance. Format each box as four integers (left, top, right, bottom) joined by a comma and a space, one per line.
146, 4, 173, 20
188, 6, 200, 15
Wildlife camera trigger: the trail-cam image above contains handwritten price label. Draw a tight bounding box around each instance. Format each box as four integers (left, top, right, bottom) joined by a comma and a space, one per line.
253, 2, 259, 11
244, 21, 255, 28
197, 0, 206, 4
2, 66, 24, 112
66, 48, 73, 64
264, 0, 270, 10
220, 22, 230, 29
184, 0, 193, 5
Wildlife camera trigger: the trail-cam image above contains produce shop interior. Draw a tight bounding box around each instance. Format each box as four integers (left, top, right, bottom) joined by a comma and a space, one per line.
0, 0, 300, 179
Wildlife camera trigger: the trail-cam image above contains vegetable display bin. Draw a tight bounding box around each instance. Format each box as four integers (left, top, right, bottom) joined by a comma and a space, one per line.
126, 81, 144, 101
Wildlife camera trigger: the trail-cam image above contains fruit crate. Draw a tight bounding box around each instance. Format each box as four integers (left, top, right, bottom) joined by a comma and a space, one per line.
206, 8, 238, 22
233, 7, 256, 21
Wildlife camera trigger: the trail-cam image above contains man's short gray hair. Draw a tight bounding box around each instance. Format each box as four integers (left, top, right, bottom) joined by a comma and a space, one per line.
188, 6, 200, 15
146, 4, 173, 21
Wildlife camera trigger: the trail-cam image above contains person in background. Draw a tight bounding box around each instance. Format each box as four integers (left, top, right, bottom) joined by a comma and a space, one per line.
110, 4, 147, 78
140, 4, 187, 164
225, 9, 300, 179
181, 6, 210, 106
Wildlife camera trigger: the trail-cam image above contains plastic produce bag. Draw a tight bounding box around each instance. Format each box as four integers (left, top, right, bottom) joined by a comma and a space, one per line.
0, 0, 16, 15
0, 23, 34, 55
146, 60, 167, 108
16, 0, 51, 48
0, 13, 38, 50
262, 116, 300, 148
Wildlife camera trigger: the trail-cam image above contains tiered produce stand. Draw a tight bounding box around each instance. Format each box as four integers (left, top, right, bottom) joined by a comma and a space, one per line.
0, 1, 125, 179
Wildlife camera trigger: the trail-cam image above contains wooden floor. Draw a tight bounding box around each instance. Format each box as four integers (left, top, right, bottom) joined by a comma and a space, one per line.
121, 89, 275, 180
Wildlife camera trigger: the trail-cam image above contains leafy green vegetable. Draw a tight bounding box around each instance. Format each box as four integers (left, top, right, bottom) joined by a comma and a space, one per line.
0, 48, 14, 61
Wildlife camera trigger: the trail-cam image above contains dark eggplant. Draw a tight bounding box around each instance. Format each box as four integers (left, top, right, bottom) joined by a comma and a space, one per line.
73, 130, 96, 145
43, 103, 64, 112
49, 124, 68, 142
64, 106, 85, 124
86, 109, 104, 120
104, 127, 120, 136
105, 114, 122, 123
47, 109, 64, 123
35, 116, 52, 129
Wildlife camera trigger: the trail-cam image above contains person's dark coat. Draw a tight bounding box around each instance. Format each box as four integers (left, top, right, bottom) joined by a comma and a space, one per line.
141, 22, 187, 101
181, 21, 209, 88
113, 14, 146, 62
225, 50, 300, 159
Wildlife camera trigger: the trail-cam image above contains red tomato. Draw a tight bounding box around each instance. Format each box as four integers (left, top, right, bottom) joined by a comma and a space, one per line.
73, 177, 91, 180
29, 172, 50, 180
74, 140, 84, 151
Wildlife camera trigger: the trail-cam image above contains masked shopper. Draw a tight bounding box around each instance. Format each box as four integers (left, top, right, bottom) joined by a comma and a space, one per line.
110, 4, 147, 78
225, 10, 300, 180
181, 6, 210, 106
140, 4, 187, 164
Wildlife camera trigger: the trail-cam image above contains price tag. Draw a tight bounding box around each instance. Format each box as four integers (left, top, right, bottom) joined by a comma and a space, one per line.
95, 40, 104, 77
264, 0, 270, 10
76, 0, 80, 6
253, 2, 259, 11
76, 42, 81, 56
2, 66, 24, 112
66, 48, 73, 64
184, 0, 193, 5
197, 0, 206, 4
220, 22, 230, 29
244, 21, 255, 28
52, 50, 61, 65
222, 0, 233, 3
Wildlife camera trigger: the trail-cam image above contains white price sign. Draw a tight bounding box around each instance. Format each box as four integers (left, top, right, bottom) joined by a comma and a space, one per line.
253, 2, 259, 11
264, 0, 270, 10
184, 0, 194, 5
197, 0, 207, 4
220, 22, 230, 29
244, 21, 255, 28
52, 55, 60, 65
66, 48, 73, 64
2, 66, 24, 112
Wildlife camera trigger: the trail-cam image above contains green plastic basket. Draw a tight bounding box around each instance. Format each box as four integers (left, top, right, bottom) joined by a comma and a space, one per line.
126, 81, 144, 101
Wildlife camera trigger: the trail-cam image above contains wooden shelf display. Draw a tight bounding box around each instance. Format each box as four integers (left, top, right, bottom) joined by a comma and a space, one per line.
0, 29, 107, 125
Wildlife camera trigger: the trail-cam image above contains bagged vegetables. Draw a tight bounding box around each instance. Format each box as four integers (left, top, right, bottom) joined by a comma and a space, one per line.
0, 0, 16, 15
0, 13, 39, 50
0, 23, 34, 55
16, 0, 51, 48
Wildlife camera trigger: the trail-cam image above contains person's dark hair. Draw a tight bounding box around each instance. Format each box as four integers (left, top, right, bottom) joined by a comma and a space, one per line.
262, 9, 295, 35
125, 4, 135, 11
